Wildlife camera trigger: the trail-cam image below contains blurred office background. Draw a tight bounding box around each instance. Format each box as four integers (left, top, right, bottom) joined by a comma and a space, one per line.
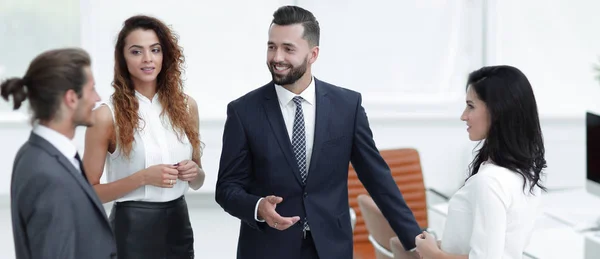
2, 0, 600, 258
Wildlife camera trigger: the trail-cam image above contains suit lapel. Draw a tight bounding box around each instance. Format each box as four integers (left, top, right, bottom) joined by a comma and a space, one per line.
306, 79, 331, 183
262, 83, 303, 185
28, 133, 111, 227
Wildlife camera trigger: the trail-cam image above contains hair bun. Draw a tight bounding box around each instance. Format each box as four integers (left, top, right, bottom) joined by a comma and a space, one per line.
0, 77, 28, 110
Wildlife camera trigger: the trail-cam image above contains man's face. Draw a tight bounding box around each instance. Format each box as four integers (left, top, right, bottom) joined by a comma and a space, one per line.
73, 66, 100, 127
266, 23, 317, 86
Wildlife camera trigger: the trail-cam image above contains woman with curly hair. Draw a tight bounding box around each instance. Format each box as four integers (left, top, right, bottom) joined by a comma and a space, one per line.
83, 15, 204, 258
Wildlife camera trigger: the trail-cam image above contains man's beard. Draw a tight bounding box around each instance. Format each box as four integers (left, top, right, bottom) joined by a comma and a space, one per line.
268, 57, 308, 86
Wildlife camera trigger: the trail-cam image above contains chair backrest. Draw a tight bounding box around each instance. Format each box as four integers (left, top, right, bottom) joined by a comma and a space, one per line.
348, 148, 428, 245
390, 237, 410, 259
358, 194, 395, 259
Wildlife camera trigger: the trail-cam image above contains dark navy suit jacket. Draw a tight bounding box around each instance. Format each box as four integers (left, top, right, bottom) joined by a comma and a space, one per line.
216, 78, 421, 259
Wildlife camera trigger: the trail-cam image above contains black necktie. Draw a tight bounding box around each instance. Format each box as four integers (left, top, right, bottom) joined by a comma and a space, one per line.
74, 152, 88, 181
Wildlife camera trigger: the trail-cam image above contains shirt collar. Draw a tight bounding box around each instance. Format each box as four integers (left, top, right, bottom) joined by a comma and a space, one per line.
32, 124, 77, 160
274, 76, 316, 107
135, 90, 159, 104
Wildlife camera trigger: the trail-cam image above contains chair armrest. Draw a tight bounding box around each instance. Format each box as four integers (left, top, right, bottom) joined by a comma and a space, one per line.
368, 235, 394, 258
426, 188, 450, 201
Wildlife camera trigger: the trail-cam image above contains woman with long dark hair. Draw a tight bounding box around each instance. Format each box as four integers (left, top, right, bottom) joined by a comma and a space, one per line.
83, 15, 204, 258
415, 65, 546, 259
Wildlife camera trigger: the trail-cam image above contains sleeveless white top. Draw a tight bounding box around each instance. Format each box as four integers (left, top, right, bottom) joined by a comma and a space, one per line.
102, 91, 192, 202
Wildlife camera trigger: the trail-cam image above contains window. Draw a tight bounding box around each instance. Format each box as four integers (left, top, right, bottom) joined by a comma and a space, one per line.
3, 0, 486, 122
298, 0, 484, 116
0, 0, 80, 122
81, 0, 284, 121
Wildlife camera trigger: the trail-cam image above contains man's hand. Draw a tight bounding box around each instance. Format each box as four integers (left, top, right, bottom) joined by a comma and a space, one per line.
415, 231, 441, 259
257, 195, 300, 230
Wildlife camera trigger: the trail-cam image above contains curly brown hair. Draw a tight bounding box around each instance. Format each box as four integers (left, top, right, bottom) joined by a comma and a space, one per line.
111, 15, 200, 158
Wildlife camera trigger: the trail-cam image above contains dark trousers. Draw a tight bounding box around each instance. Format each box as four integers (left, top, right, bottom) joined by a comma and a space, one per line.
301, 231, 319, 259
109, 196, 194, 259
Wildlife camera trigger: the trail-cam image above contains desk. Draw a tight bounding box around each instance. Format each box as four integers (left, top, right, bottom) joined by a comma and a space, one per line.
427, 202, 600, 258
541, 188, 600, 231
525, 224, 600, 259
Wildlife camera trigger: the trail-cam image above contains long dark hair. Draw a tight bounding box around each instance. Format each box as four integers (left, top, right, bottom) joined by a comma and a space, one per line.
466, 65, 546, 194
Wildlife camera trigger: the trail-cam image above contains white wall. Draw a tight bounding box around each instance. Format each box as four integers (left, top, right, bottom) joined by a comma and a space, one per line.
78, 0, 486, 120
0, 0, 597, 196
79, 0, 483, 103
73, 0, 486, 194
79, 0, 287, 121
297, 0, 485, 114
485, 0, 600, 116
0, 1, 598, 256
0, 0, 80, 113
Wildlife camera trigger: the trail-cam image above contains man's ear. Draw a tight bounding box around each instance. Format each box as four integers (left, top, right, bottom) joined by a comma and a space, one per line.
63, 89, 79, 110
309, 45, 319, 64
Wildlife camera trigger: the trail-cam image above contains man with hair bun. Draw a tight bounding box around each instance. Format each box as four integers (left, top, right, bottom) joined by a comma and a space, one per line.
1, 48, 116, 259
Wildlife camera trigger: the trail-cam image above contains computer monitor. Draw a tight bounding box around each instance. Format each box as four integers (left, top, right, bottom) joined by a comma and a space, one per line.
538, 112, 600, 231
586, 111, 600, 197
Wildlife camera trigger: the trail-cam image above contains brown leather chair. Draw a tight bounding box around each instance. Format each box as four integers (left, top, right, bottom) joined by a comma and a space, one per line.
348, 148, 428, 259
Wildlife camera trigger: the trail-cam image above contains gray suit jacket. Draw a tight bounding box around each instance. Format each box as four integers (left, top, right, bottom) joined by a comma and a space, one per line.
10, 133, 117, 259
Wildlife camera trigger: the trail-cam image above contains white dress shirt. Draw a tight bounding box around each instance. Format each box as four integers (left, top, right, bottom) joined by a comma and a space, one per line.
440, 162, 542, 259
254, 78, 316, 221
102, 91, 193, 202
32, 124, 80, 172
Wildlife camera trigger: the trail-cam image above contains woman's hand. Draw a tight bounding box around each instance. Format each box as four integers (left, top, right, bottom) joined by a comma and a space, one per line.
176, 160, 202, 182
142, 164, 179, 188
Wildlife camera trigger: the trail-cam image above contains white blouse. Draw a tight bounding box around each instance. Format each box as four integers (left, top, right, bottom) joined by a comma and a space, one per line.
440, 162, 542, 259
102, 91, 193, 202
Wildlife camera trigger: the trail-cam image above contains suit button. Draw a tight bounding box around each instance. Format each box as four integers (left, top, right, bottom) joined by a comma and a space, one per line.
303, 192, 307, 198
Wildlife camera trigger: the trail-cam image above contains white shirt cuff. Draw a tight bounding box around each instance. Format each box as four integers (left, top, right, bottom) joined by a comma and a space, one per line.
254, 198, 265, 222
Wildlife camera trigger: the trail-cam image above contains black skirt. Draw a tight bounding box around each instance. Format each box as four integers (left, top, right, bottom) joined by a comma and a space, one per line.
109, 195, 194, 259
